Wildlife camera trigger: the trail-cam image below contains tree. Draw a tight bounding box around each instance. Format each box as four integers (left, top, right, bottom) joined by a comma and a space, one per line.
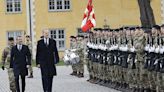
137, 0, 156, 28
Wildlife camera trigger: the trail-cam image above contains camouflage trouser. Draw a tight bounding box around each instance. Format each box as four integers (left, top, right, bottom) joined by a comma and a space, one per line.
28, 65, 33, 75
139, 62, 149, 89
128, 69, 136, 88
148, 71, 157, 90
86, 59, 93, 77
92, 62, 97, 78
72, 64, 77, 72
122, 68, 128, 84
117, 66, 122, 83
77, 59, 84, 73
7, 68, 16, 91
135, 62, 140, 88
161, 73, 164, 91
110, 66, 115, 82
103, 65, 108, 81
140, 69, 149, 89
156, 72, 163, 92
114, 65, 119, 82
107, 65, 112, 81
97, 64, 102, 80
76, 51, 84, 74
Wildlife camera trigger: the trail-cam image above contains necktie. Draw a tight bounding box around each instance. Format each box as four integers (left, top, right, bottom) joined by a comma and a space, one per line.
18, 45, 21, 51
45, 39, 48, 46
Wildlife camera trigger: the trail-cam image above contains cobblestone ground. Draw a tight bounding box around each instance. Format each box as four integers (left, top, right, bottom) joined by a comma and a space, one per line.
0, 66, 120, 92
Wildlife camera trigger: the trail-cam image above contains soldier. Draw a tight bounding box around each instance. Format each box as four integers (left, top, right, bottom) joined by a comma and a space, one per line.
86, 32, 94, 81
25, 35, 33, 78
99, 29, 108, 85
1, 37, 16, 92
105, 29, 113, 87
143, 28, 152, 92
70, 36, 78, 76
147, 26, 160, 92
154, 25, 163, 92
76, 35, 85, 77
88, 29, 98, 83
127, 27, 137, 91
149, 25, 161, 92
134, 27, 146, 91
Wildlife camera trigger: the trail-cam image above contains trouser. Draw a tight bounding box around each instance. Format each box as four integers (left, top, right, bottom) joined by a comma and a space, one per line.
148, 71, 157, 90
76, 51, 84, 74
135, 62, 140, 88
42, 76, 53, 92
72, 64, 77, 72
77, 59, 84, 74
156, 72, 162, 92
7, 68, 16, 91
15, 75, 26, 92
161, 73, 164, 91
87, 59, 94, 78
128, 68, 136, 88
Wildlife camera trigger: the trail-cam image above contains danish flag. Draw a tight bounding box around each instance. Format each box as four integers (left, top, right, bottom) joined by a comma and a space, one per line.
81, 0, 96, 32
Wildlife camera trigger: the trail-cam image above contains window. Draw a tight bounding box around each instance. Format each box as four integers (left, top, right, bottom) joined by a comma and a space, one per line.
7, 31, 22, 43
50, 29, 65, 51
49, 0, 71, 11
77, 28, 89, 37
6, 0, 21, 13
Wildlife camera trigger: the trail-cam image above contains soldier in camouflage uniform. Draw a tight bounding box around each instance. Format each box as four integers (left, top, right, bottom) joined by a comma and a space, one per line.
25, 35, 33, 78
1, 37, 16, 92
76, 35, 85, 77
70, 36, 78, 76
105, 29, 113, 86
86, 32, 94, 81
154, 25, 163, 92
127, 28, 137, 91
146, 26, 157, 92
134, 27, 147, 91
88, 30, 98, 83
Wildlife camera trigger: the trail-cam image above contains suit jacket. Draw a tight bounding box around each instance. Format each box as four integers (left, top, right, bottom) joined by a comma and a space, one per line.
36, 38, 59, 76
10, 45, 31, 76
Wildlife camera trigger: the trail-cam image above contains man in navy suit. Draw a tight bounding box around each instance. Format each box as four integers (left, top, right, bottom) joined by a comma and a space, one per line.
10, 36, 31, 92
36, 29, 59, 92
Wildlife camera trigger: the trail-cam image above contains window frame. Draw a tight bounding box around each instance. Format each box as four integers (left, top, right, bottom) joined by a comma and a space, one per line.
49, 28, 66, 51
5, 0, 22, 14
77, 28, 89, 37
48, 0, 71, 12
6, 31, 23, 45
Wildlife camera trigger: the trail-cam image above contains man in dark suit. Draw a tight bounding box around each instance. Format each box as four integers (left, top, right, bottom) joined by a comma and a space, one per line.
36, 29, 59, 92
10, 36, 31, 92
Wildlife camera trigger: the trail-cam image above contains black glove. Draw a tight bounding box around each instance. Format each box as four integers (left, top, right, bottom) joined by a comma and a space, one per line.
1, 66, 5, 70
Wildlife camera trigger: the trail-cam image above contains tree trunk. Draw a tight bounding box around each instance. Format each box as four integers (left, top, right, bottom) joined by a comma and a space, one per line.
137, 0, 156, 28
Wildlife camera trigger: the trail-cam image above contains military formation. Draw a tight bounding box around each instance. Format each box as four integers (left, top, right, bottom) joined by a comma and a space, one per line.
86, 25, 164, 92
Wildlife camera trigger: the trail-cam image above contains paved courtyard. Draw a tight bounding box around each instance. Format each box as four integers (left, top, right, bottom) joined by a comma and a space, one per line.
0, 66, 120, 92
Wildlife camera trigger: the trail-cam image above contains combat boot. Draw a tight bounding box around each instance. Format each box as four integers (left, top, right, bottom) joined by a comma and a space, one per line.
70, 71, 77, 76
78, 73, 84, 78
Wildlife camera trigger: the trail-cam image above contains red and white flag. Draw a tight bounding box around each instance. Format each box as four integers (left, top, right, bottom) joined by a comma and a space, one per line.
81, 0, 96, 32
